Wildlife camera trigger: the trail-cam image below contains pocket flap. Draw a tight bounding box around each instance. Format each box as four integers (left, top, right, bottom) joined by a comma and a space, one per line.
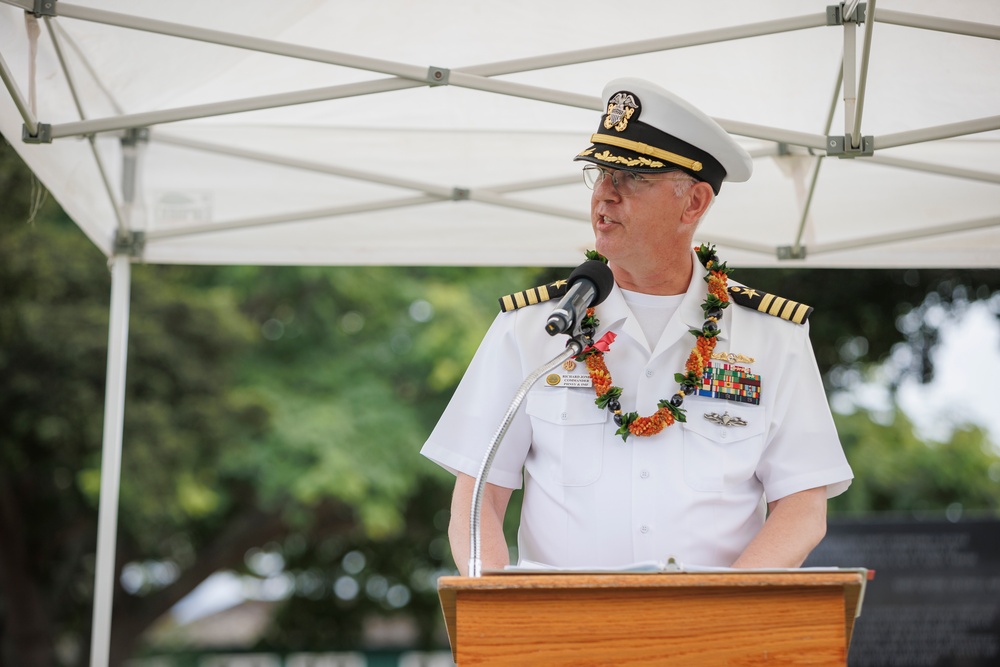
526, 388, 607, 426
683, 404, 764, 443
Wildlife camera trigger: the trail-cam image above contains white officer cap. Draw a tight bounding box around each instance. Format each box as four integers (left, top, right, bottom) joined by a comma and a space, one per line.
575, 77, 753, 194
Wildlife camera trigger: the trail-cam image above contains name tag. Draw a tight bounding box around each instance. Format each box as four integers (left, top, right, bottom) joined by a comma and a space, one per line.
544, 373, 593, 388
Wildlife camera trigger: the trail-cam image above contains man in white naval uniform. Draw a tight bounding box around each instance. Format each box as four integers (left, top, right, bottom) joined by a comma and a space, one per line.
421, 78, 853, 574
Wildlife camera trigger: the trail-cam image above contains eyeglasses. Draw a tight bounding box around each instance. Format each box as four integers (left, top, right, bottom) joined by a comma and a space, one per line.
582, 165, 694, 197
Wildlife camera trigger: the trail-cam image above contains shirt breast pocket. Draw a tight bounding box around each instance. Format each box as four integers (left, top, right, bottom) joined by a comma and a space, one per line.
681, 404, 766, 492
525, 388, 607, 487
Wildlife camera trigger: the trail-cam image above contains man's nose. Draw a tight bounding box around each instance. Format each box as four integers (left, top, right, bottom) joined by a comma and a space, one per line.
593, 172, 621, 201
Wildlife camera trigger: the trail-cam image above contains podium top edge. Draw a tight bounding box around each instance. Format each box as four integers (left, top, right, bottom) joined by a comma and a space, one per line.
438, 569, 868, 591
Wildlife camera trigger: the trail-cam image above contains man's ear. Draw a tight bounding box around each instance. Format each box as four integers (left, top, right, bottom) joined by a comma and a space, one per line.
680, 181, 715, 226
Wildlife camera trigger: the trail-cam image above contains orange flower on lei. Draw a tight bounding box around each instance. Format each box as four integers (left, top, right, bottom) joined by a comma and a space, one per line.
579, 244, 731, 442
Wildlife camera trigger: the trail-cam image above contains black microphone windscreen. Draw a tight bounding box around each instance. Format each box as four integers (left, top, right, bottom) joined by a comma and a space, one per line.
568, 260, 615, 307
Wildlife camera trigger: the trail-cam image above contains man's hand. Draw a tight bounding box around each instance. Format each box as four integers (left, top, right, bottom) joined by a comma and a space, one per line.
448, 473, 514, 576
730, 486, 828, 569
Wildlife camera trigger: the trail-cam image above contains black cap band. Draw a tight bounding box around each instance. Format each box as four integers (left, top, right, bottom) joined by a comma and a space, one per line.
575, 116, 727, 194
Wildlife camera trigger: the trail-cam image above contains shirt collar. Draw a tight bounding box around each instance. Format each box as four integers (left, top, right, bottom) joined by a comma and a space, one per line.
595, 248, 726, 352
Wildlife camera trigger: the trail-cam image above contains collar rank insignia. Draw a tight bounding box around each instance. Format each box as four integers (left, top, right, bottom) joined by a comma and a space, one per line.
728, 285, 813, 325
499, 278, 570, 313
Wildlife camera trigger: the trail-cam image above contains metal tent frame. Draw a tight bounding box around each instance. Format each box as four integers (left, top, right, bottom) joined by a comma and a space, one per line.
1, 1, 998, 665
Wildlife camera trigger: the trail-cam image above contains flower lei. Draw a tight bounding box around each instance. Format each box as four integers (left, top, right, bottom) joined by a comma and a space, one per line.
577, 244, 732, 441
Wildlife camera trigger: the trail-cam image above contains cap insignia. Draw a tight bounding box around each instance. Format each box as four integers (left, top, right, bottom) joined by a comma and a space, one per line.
604, 92, 639, 132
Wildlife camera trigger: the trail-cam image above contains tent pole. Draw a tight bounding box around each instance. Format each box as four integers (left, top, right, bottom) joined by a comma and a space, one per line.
842, 17, 857, 143
465, 13, 828, 76
467, 190, 586, 221
790, 64, 843, 256
867, 155, 1000, 185
88, 253, 131, 667
153, 133, 457, 195
850, 0, 876, 149
143, 187, 589, 244
877, 116, 1000, 149
43, 16, 127, 230
85, 116, 145, 667
46, 78, 419, 139
54, 1, 829, 81
156, 131, 576, 193
0, 45, 39, 134
811, 215, 1000, 255
703, 235, 776, 257
54, 1, 427, 80
875, 9, 1000, 41
714, 119, 826, 150
43, 77, 597, 139
145, 195, 443, 241
156, 132, 578, 194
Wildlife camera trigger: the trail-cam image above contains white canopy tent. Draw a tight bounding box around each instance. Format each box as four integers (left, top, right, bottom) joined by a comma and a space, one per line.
1, 1, 998, 664
2, 0, 999, 269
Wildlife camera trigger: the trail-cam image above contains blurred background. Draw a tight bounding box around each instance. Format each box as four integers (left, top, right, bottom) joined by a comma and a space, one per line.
2, 135, 998, 666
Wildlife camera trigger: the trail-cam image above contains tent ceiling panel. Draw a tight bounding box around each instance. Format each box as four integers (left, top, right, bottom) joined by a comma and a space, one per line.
140, 201, 598, 267
1, 0, 998, 267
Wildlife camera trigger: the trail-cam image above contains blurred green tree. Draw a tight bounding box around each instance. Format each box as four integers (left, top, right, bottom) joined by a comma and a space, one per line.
830, 410, 1000, 514
736, 266, 999, 388
0, 140, 275, 665
0, 136, 539, 666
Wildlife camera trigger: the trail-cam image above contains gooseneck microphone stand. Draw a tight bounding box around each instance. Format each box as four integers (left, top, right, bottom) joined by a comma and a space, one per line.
467, 326, 589, 578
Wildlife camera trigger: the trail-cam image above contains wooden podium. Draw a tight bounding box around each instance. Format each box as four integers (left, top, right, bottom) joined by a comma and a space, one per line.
438, 570, 867, 666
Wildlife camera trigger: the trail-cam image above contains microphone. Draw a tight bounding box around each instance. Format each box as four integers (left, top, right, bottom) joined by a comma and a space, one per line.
545, 260, 615, 336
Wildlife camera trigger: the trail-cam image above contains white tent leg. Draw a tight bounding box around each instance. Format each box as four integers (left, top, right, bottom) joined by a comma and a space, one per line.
89, 254, 132, 667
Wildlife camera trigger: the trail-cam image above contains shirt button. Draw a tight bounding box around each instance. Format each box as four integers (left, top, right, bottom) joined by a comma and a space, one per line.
645, 369, 654, 378
719, 430, 728, 440
640, 525, 650, 534
640, 470, 650, 479
561, 412, 568, 420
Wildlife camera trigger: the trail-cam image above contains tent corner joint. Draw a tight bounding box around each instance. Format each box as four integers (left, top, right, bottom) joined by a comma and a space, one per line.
114, 229, 146, 259
28, 0, 57, 18
826, 134, 875, 158
828, 3, 867, 27
21, 121, 51, 143
777, 245, 808, 261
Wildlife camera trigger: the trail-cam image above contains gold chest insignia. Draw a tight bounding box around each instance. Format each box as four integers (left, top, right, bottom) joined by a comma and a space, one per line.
604, 92, 638, 132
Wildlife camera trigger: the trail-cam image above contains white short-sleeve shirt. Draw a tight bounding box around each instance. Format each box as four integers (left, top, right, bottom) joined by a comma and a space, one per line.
421, 258, 853, 568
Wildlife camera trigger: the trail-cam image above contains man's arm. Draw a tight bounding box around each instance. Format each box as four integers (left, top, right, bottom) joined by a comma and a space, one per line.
730, 486, 828, 569
448, 472, 514, 576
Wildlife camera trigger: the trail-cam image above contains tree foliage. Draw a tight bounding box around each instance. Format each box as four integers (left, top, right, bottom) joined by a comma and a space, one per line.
0, 142, 278, 665
830, 410, 1000, 515
0, 138, 540, 665
736, 266, 999, 388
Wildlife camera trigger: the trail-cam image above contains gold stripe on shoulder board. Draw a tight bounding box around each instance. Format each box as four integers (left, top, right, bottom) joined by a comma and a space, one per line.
727, 285, 813, 325
499, 279, 570, 313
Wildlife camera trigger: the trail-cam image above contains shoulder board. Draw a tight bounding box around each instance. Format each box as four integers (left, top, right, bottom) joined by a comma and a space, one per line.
498, 279, 570, 313
728, 285, 813, 325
